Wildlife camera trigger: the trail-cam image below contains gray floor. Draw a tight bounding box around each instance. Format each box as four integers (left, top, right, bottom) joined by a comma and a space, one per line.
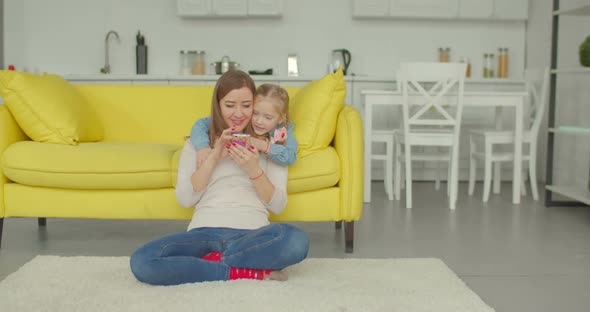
1, 182, 589, 312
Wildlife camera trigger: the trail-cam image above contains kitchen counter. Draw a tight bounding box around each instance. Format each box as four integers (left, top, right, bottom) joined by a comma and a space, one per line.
64, 74, 526, 84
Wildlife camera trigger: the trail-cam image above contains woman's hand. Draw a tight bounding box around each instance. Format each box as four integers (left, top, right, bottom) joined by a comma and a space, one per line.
227, 143, 261, 178
211, 128, 234, 161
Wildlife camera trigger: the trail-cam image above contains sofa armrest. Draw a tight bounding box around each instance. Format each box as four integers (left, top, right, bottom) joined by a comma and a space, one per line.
333, 105, 363, 222
0, 105, 28, 216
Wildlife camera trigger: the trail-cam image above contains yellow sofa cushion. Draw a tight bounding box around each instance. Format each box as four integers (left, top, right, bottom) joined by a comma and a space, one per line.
287, 69, 346, 157
1, 141, 178, 189
286, 147, 341, 194
0, 71, 103, 145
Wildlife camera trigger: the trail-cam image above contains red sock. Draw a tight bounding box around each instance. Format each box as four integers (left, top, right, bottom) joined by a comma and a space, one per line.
201, 252, 222, 262
229, 267, 271, 280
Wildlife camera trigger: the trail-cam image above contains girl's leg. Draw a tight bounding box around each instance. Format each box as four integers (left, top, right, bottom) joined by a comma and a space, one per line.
130, 228, 231, 285
222, 223, 309, 270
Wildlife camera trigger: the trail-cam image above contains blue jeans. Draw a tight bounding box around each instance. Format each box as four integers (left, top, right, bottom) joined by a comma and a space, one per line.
130, 223, 309, 285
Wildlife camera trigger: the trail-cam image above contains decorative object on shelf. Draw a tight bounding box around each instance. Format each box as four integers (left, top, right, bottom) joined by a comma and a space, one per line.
580, 36, 590, 67
438, 47, 451, 62
136, 31, 148, 75
497, 48, 509, 78
459, 57, 471, 77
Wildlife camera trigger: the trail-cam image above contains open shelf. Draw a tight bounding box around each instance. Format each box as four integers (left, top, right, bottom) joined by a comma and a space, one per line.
553, 4, 590, 16
551, 68, 590, 74
546, 185, 590, 205
549, 127, 590, 136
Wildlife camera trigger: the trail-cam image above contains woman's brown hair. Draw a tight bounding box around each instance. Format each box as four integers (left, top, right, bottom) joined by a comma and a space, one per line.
208, 70, 256, 147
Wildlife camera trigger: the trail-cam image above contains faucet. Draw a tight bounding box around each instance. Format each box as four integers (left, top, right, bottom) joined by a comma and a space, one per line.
100, 30, 120, 74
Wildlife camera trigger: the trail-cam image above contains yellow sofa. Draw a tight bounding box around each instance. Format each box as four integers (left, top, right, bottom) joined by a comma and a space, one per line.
0, 73, 363, 252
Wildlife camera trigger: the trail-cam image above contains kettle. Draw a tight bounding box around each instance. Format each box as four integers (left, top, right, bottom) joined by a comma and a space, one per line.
331, 49, 352, 75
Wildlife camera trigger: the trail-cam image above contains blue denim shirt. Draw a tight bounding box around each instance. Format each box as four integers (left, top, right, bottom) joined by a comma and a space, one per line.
190, 117, 298, 166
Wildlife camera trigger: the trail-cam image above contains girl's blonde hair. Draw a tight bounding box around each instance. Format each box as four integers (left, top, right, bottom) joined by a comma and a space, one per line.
208, 70, 256, 147
254, 83, 290, 127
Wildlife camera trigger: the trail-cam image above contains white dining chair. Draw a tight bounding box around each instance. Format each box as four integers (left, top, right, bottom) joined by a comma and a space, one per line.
371, 130, 395, 200
468, 67, 550, 201
393, 62, 467, 209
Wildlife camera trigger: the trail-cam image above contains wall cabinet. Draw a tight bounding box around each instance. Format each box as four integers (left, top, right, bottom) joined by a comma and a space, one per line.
493, 0, 528, 20
353, 0, 527, 20
177, 0, 281, 17
458, 0, 493, 18
352, 0, 389, 18
389, 0, 459, 18
212, 0, 247, 16
247, 0, 281, 16
177, 0, 212, 17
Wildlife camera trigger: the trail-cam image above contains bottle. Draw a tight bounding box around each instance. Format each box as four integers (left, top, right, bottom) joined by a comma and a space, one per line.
444, 47, 451, 62
460, 57, 471, 78
497, 48, 505, 78
483, 54, 489, 78
487, 53, 495, 78
503, 48, 509, 78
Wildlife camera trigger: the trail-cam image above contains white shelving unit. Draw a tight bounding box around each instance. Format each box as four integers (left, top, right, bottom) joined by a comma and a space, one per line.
545, 1, 590, 207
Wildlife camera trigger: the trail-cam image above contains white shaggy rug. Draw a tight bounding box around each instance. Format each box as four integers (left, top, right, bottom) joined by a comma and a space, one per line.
0, 256, 494, 312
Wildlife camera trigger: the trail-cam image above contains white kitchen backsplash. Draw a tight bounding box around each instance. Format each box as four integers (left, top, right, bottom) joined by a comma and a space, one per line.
4, 0, 526, 78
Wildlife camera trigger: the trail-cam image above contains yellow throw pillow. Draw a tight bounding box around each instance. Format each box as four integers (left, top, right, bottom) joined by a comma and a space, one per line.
0, 71, 103, 145
289, 68, 346, 156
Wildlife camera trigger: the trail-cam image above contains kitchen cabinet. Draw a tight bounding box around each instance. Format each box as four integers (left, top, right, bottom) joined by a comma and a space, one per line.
176, 0, 212, 17
177, 0, 280, 17
458, 0, 493, 18
247, 0, 282, 17
353, 0, 389, 18
212, 0, 247, 16
353, 0, 527, 20
389, 0, 459, 18
493, 0, 528, 20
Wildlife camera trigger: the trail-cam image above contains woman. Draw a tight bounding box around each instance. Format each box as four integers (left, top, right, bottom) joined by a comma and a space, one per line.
130, 70, 309, 285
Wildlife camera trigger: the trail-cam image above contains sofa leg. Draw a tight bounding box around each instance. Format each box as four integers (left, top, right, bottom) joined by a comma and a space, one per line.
0, 218, 4, 249
344, 221, 354, 253
38, 218, 47, 227
335, 221, 342, 230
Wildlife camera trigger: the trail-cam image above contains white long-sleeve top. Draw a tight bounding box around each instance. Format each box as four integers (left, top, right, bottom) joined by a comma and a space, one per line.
175, 140, 288, 231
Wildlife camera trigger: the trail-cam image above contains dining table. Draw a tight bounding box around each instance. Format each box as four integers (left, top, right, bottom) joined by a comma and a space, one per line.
362, 89, 528, 205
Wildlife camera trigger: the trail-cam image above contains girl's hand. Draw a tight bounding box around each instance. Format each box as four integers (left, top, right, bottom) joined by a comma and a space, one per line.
250, 137, 270, 153
211, 128, 234, 161
227, 143, 261, 177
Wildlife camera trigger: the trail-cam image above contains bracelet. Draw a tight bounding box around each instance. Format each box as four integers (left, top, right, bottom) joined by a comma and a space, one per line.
249, 170, 265, 180
265, 140, 271, 154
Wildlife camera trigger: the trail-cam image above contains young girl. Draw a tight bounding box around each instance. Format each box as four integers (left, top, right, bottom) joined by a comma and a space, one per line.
190, 84, 297, 167
130, 71, 308, 285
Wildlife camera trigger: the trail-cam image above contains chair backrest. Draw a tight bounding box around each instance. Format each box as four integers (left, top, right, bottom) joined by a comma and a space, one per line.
525, 67, 550, 138
398, 62, 467, 140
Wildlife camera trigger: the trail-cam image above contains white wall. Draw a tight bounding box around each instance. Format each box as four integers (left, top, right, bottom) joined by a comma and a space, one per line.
4, 0, 526, 78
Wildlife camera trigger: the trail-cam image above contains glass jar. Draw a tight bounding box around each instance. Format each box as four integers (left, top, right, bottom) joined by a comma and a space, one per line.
179, 50, 206, 75
192, 50, 205, 75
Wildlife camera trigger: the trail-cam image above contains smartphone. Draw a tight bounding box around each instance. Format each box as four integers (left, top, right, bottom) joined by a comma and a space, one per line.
231, 133, 251, 148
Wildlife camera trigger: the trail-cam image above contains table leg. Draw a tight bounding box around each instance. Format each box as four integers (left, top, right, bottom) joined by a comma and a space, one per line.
512, 101, 523, 204
494, 107, 503, 193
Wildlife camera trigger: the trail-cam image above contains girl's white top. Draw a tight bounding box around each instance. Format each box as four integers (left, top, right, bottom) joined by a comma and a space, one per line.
175, 140, 288, 230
